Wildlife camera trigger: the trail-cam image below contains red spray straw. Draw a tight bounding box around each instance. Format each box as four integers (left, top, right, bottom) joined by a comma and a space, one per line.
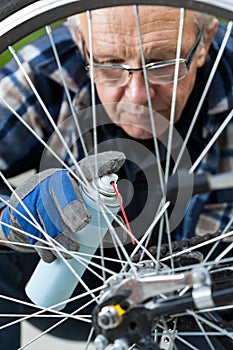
111, 182, 136, 246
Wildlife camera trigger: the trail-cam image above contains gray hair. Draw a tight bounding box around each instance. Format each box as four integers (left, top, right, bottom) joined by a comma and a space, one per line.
193, 11, 216, 30
68, 14, 81, 39
67, 14, 83, 53
192, 11, 216, 45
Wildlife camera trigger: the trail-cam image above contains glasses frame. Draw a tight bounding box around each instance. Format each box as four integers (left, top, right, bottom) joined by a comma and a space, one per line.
85, 28, 204, 86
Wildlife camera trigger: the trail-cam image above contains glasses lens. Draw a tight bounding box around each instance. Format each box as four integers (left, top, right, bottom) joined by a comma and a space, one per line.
89, 60, 187, 87
93, 66, 128, 87
147, 60, 187, 84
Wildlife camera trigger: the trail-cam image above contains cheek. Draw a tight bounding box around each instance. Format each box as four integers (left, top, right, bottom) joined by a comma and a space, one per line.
96, 84, 124, 104
156, 69, 197, 122
155, 85, 172, 104
95, 84, 125, 124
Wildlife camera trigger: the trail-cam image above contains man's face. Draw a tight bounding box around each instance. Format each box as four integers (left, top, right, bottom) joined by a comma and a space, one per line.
79, 6, 217, 139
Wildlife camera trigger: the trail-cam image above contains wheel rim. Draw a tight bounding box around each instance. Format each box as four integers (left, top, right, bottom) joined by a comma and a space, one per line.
0, 2, 230, 348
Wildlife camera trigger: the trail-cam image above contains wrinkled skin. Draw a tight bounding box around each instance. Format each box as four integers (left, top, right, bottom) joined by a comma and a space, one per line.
74, 6, 218, 139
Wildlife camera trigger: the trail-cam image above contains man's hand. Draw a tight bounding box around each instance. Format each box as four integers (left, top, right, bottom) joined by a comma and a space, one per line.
0, 151, 125, 263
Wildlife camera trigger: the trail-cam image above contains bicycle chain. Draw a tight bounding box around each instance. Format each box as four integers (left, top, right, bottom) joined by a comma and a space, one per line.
132, 230, 231, 266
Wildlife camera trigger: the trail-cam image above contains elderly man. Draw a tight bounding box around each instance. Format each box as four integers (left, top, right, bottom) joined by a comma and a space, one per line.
0, 5, 232, 349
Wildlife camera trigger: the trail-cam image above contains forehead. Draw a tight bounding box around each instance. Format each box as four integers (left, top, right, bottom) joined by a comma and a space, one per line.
80, 6, 197, 59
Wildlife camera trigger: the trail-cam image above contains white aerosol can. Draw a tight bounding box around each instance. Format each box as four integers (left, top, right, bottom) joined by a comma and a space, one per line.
25, 174, 120, 311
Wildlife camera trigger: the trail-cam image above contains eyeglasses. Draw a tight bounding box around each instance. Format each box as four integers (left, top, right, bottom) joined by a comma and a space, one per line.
85, 29, 203, 87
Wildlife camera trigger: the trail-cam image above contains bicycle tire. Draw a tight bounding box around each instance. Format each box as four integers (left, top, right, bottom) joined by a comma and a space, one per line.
0, 1, 233, 349
0, 0, 232, 53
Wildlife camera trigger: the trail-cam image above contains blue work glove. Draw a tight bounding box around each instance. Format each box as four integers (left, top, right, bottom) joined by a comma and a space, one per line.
1, 151, 125, 263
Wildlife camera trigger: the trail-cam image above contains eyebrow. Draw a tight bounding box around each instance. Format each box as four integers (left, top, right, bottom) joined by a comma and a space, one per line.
82, 33, 199, 65
84, 43, 124, 64
85, 46, 179, 66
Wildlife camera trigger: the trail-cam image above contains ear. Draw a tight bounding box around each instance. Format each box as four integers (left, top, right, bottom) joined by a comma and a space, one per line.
196, 18, 219, 68
71, 28, 85, 54
68, 14, 86, 56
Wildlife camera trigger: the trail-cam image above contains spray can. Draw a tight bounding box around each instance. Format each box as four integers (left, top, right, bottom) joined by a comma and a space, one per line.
25, 174, 120, 311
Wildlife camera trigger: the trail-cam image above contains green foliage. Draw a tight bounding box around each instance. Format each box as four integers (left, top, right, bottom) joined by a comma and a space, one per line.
0, 21, 64, 67
0, 28, 47, 67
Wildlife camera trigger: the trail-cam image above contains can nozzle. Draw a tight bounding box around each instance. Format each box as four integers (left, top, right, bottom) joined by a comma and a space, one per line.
97, 174, 118, 194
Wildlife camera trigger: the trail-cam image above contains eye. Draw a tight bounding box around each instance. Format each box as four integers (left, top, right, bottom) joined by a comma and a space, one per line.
106, 59, 124, 64
145, 58, 165, 66
102, 58, 125, 65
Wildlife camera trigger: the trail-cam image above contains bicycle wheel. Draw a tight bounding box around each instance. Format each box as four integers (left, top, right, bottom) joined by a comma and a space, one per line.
0, 1, 233, 349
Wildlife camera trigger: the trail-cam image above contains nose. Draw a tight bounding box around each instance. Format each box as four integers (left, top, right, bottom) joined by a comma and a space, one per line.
124, 71, 156, 105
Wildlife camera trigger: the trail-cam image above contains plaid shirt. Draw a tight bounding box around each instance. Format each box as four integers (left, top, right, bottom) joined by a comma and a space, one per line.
0, 22, 233, 240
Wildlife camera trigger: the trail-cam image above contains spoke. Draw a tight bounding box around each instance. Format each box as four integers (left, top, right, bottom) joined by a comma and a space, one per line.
0, 3, 233, 350
177, 332, 233, 336
38, 255, 104, 309
87, 10, 98, 178
0, 177, 127, 312
87, 10, 113, 284
190, 108, 233, 174
104, 226, 127, 271
0, 228, 63, 253
75, 252, 126, 266
1, 217, 116, 287
84, 326, 95, 350
168, 256, 233, 274
0, 220, 50, 250
156, 9, 185, 272
0, 296, 85, 331
102, 209, 138, 276
68, 251, 120, 279
0, 179, 95, 269
187, 309, 233, 339
174, 334, 204, 350
173, 21, 233, 174
160, 317, 179, 350
0, 198, 81, 259
0, 314, 91, 319
161, 230, 233, 263
139, 202, 165, 262
134, 7, 170, 273
99, 204, 132, 269
164, 213, 175, 270
215, 240, 233, 263
194, 304, 233, 315
165, 7, 185, 181
8, 46, 90, 188
45, 25, 88, 157
0, 284, 104, 333
128, 202, 170, 265
192, 313, 215, 350
0, 95, 90, 191
18, 297, 95, 350
134, 5, 166, 195
0, 173, 65, 255
0, 191, 107, 308
156, 216, 166, 272
204, 215, 233, 263
159, 322, 199, 350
